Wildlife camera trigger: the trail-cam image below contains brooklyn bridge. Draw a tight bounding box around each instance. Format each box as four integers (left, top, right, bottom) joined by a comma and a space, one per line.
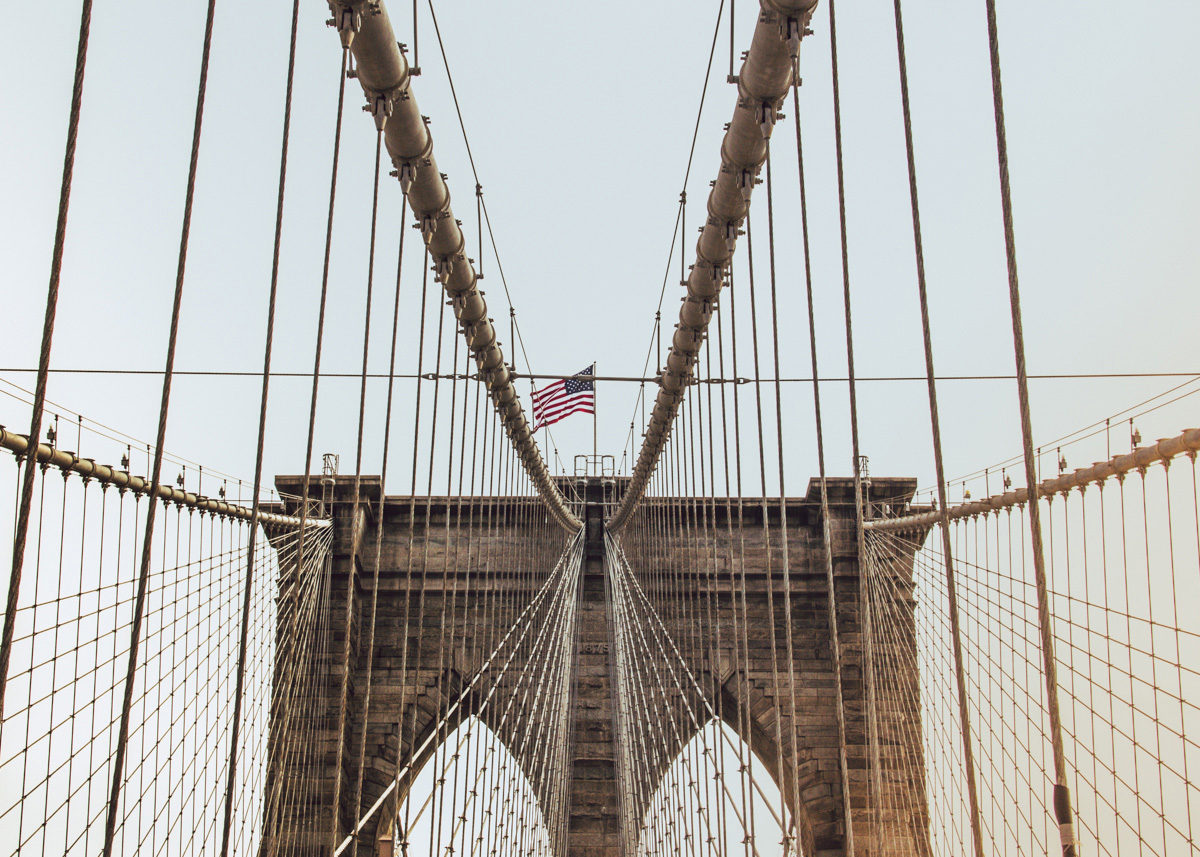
1, 1, 1197, 856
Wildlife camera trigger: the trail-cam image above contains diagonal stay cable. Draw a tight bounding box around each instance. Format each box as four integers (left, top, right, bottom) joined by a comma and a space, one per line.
332, 532, 583, 854
0, 0, 94, 725
606, 531, 790, 835
101, 1, 219, 854
216, 0, 303, 852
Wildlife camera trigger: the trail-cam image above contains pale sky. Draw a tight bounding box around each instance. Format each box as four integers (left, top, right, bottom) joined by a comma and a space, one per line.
2, 0, 1198, 499
2, 5, 1197, 853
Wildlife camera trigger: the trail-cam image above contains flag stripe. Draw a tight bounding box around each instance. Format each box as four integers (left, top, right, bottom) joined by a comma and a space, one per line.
535, 400, 594, 425
535, 404, 594, 430
532, 389, 569, 407
531, 365, 594, 430
539, 400, 593, 421
541, 403, 594, 421
531, 381, 566, 403
538, 392, 590, 410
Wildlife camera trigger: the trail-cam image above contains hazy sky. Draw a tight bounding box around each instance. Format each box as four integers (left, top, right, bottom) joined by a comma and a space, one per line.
2, 0, 1197, 500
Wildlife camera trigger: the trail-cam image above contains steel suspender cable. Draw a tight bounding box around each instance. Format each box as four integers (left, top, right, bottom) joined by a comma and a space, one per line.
726, 274, 764, 857
101, 1, 219, 854
430, 335, 463, 857
742, 201, 793, 846
787, 56, 860, 854
981, 1, 1077, 851
291, 42, 351, 705
825, 1, 892, 849
346, 135, 403, 857
887, 3, 986, 855
217, 1, 301, 852
328, 67, 379, 857
450, 380, 482, 857
763, 149, 805, 847
610, 0, 819, 530
333, 2, 575, 530
0, 0, 93, 724
358, 194, 409, 847
826, 2, 865, 853
393, 246, 431, 853
405, 269, 448, 848
716, 307, 756, 857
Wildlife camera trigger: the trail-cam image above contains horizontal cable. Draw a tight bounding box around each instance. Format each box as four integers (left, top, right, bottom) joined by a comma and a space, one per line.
4, 367, 1196, 382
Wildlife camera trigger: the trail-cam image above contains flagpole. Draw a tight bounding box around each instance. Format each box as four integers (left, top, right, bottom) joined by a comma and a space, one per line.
592, 362, 598, 471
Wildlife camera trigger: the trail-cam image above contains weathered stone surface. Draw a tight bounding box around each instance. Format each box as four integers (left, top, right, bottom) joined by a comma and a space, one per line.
266, 474, 929, 857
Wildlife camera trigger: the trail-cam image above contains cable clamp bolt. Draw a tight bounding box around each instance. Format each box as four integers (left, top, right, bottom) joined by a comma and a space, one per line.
723, 221, 740, 251
418, 213, 438, 241
363, 89, 396, 131
395, 161, 417, 194
736, 168, 758, 200
755, 101, 777, 138
781, 16, 803, 58
329, 4, 360, 48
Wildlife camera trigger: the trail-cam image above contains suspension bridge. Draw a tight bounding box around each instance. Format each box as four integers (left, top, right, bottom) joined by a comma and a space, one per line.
1, 0, 1197, 856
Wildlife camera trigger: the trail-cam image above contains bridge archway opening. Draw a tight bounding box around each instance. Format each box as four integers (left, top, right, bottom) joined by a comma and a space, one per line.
636, 717, 798, 857
387, 715, 554, 857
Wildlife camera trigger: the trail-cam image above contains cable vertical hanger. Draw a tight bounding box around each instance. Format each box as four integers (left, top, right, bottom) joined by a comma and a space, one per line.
785, 29, 887, 848
714, 302, 758, 857
101, 1, 220, 853
825, 2, 862, 852
725, 265, 765, 857
322, 37, 372, 855
351, 189, 410, 855
886, 1, 986, 854
392, 246, 431, 855
217, 0, 303, 851
344, 121, 395, 857
742, 188, 796, 847
404, 262, 449, 850
258, 26, 353, 857
762, 146, 806, 850
292, 26, 354, 682
981, 0, 1077, 852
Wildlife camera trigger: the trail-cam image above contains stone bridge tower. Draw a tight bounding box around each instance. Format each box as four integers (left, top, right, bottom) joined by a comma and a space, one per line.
266, 474, 930, 857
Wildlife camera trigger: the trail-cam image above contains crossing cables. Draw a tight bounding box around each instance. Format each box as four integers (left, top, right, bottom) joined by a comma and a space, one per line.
326, 0, 578, 530
609, 0, 820, 531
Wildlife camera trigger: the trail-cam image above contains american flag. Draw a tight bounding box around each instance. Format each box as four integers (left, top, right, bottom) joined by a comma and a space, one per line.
531, 365, 595, 431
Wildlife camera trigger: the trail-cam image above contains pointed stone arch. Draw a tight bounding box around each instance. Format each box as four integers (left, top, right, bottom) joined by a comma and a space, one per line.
636, 716, 793, 856
269, 474, 932, 857
374, 715, 555, 857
